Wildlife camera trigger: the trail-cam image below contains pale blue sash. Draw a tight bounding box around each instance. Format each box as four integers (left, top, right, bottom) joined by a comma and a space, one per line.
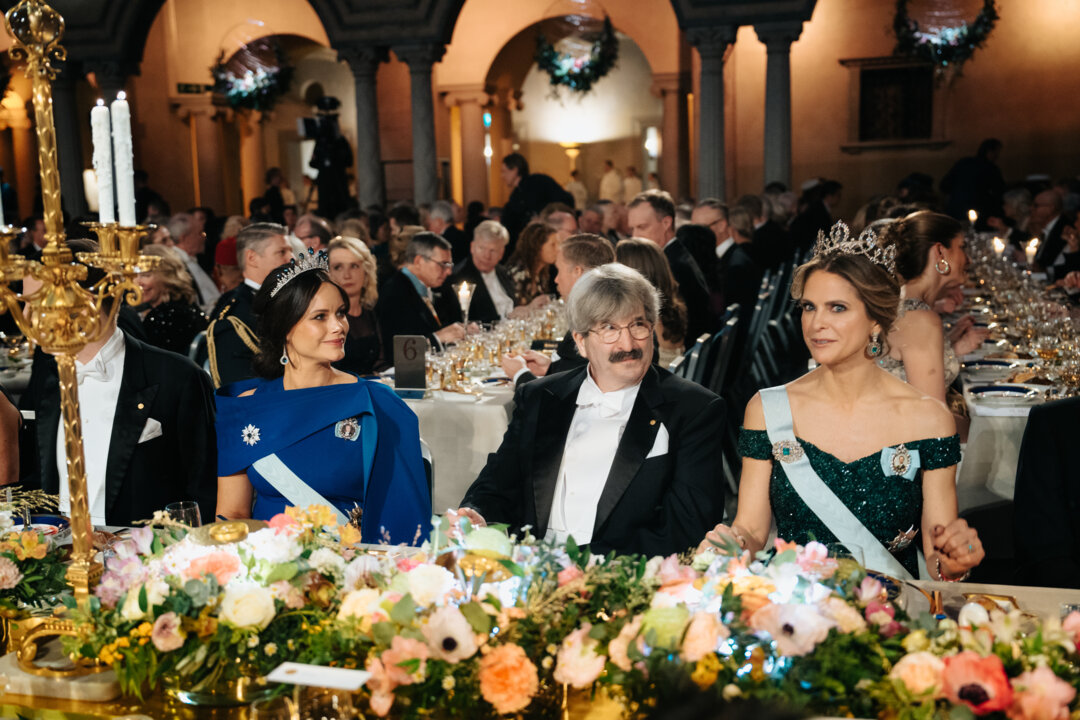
251, 454, 350, 526
759, 386, 917, 581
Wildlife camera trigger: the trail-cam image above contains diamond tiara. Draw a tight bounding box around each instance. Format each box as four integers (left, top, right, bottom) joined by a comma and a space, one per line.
270, 248, 330, 297
812, 221, 897, 275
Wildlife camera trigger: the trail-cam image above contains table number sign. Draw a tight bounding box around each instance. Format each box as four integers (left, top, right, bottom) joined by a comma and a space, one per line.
393, 335, 428, 390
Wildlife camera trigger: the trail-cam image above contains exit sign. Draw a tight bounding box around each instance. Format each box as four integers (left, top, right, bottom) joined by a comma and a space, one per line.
176, 83, 212, 94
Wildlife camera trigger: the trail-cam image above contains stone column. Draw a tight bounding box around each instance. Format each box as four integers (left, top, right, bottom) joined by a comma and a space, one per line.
174, 96, 227, 212
339, 47, 388, 209
687, 27, 736, 201
237, 110, 265, 214
443, 87, 490, 206
52, 63, 89, 217
754, 22, 803, 189
393, 44, 446, 206
651, 73, 686, 200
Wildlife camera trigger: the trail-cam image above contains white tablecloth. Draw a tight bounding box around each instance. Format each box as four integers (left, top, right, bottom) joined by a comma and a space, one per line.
405, 388, 515, 514
907, 580, 1080, 621
956, 378, 1032, 511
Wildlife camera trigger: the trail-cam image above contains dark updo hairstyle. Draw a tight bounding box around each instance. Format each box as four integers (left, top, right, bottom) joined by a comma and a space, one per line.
251, 264, 349, 378
878, 210, 964, 281
790, 234, 902, 352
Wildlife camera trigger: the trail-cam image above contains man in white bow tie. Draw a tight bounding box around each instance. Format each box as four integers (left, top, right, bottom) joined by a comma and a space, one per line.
20, 238, 218, 527
458, 263, 726, 557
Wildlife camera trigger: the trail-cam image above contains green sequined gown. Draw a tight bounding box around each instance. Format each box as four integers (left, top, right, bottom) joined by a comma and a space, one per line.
739, 429, 961, 577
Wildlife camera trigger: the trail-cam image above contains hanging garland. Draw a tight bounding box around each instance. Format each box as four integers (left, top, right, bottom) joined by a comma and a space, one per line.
535, 16, 618, 94
893, 0, 998, 76
210, 37, 294, 113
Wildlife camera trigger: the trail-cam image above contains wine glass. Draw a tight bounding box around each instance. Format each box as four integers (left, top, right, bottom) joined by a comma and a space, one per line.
165, 501, 202, 528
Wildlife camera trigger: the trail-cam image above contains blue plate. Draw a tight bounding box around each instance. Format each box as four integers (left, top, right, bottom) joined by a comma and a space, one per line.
12, 514, 69, 537
969, 384, 1034, 395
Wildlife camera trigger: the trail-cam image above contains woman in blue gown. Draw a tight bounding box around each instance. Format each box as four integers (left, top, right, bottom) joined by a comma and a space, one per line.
699, 223, 984, 582
216, 252, 429, 545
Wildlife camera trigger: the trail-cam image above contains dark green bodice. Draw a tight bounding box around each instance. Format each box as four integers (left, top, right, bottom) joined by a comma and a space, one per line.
739, 429, 961, 577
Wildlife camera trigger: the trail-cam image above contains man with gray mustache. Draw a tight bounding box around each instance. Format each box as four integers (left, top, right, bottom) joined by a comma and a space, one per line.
456, 263, 725, 557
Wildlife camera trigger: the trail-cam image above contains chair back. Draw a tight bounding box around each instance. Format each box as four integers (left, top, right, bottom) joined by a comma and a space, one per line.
188, 331, 209, 368
684, 333, 711, 382
419, 438, 434, 513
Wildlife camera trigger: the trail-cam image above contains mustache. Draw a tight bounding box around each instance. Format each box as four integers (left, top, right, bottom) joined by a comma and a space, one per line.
608, 348, 644, 363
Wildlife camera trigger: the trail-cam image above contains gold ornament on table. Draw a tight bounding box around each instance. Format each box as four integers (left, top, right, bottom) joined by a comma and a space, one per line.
0, 0, 160, 676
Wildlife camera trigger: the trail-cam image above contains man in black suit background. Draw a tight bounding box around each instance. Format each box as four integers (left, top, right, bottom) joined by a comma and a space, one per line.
428, 200, 470, 264
1031, 190, 1068, 277
446, 220, 528, 325
21, 242, 217, 526
377, 232, 468, 352
501, 233, 615, 385
458, 263, 725, 557
499, 153, 576, 249
733, 194, 794, 272
627, 190, 714, 343
207, 222, 293, 388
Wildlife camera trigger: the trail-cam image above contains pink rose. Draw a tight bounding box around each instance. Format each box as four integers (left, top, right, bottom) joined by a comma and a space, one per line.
270, 580, 305, 609
865, 601, 902, 637
1008, 667, 1076, 720
1062, 611, 1080, 644
856, 576, 884, 606
680, 612, 729, 663
890, 651, 945, 698
608, 615, 643, 672
0, 556, 23, 590
151, 611, 185, 652
268, 513, 300, 535
657, 554, 697, 588
796, 541, 838, 578
381, 636, 429, 686
554, 623, 606, 688
557, 565, 584, 587
478, 644, 538, 714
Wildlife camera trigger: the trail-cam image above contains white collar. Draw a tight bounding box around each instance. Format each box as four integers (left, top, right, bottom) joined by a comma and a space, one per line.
76, 326, 125, 383
715, 237, 735, 260
244, 277, 261, 291
576, 368, 641, 418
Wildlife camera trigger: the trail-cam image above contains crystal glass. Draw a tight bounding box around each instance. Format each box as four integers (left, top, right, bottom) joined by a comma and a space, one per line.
165, 500, 202, 527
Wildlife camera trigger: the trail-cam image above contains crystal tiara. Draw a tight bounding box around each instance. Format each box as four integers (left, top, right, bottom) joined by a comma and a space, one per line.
812, 221, 897, 275
270, 248, 330, 297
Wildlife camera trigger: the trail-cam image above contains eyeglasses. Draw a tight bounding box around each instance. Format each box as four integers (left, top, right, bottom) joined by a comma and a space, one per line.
586, 320, 653, 344
421, 255, 454, 270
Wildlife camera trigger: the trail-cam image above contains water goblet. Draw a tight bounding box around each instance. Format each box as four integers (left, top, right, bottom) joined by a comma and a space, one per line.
165, 501, 202, 528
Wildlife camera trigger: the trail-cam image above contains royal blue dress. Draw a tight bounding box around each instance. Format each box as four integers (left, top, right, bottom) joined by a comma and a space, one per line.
216, 375, 430, 545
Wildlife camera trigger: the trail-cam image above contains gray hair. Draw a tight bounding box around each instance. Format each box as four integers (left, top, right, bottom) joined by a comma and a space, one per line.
236, 222, 288, 270
404, 231, 452, 264
473, 220, 508, 246
166, 213, 192, 241
567, 263, 660, 335
429, 200, 455, 223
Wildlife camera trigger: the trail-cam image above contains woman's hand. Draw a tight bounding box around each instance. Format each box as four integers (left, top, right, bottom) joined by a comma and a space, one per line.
953, 326, 990, 356
1065, 271, 1080, 290
932, 519, 984, 579
947, 315, 974, 343
696, 523, 745, 555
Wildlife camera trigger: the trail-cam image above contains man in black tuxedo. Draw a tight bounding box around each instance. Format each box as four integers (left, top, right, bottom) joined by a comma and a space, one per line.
1014, 396, 1080, 588
501, 233, 615, 385
428, 201, 470, 265
499, 153, 576, 249
1031, 190, 1068, 277
446, 220, 518, 324
790, 180, 841, 253
459, 264, 725, 557
733, 194, 794, 272
377, 232, 468, 351
627, 190, 714, 343
20, 245, 217, 526
207, 223, 293, 388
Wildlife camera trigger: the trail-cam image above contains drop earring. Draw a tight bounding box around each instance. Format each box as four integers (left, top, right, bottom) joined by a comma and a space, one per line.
280, 351, 289, 366
867, 332, 882, 358
935, 258, 950, 274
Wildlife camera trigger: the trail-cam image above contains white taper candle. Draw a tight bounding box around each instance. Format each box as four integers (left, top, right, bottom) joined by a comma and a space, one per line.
110, 92, 136, 226
91, 99, 115, 224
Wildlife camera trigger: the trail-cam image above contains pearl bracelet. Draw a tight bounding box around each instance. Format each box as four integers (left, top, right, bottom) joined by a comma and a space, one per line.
935, 556, 970, 583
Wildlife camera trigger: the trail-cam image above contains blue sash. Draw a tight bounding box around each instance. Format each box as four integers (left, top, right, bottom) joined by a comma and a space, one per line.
250, 454, 350, 526
759, 386, 919, 581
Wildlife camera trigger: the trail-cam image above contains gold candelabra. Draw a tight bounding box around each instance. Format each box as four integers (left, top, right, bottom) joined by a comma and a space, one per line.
0, 0, 159, 675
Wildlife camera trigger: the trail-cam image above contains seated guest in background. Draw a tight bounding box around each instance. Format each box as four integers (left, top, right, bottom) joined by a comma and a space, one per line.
733, 193, 794, 271
388, 203, 422, 236
168, 212, 220, 313
578, 205, 604, 235
327, 235, 388, 376
1014, 396, 1080, 588
541, 203, 578, 244
505, 221, 558, 306
447, 220, 525, 324
616, 237, 688, 366
499, 152, 576, 247
135, 245, 209, 355
213, 235, 243, 294
690, 199, 730, 248
700, 225, 982, 582
293, 213, 333, 251
458, 263, 725, 556
0, 386, 17, 487
207, 223, 292, 388
502, 233, 615, 385
676, 223, 722, 315
1031, 190, 1069, 277
427, 200, 469, 264
23, 239, 217, 526
377, 223, 425, 288
718, 206, 765, 317
877, 212, 987, 434
377, 232, 467, 351
17, 216, 47, 263
627, 190, 713, 342
790, 179, 841, 253
216, 256, 428, 543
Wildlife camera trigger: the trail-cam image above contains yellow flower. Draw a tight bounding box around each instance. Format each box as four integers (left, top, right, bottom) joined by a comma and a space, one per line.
115, 637, 130, 648
138, 637, 148, 646
17, 531, 47, 560
902, 629, 930, 653
691, 653, 721, 690
749, 646, 767, 683
340, 524, 362, 546
135, 622, 153, 637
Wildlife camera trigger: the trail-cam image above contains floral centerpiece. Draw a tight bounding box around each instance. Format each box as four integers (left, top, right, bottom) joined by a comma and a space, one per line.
0, 526, 67, 613
59, 508, 1080, 719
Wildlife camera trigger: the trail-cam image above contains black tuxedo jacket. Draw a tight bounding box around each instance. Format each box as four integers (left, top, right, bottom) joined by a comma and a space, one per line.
516, 330, 585, 385
1014, 396, 1080, 588
377, 270, 459, 351
462, 365, 725, 557
443, 226, 470, 265
448, 258, 517, 325
208, 283, 257, 387
664, 238, 715, 344
749, 220, 794, 272
27, 333, 217, 526
1035, 216, 1067, 271
716, 243, 763, 315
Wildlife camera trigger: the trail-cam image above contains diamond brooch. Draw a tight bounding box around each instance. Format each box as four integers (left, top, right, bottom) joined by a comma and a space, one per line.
241, 424, 261, 447
335, 417, 360, 441
887, 525, 918, 552
771, 440, 804, 464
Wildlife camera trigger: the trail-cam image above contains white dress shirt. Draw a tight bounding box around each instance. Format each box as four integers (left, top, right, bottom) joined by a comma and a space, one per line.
174, 246, 221, 313
545, 370, 641, 545
57, 326, 126, 526
1043, 215, 1067, 269
715, 237, 735, 261
481, 269, 515, 319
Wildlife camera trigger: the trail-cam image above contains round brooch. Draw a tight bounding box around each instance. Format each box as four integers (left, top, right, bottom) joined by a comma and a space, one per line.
241, 424, 261, 447
890, 444, 912, 476
335, 417, 360, 442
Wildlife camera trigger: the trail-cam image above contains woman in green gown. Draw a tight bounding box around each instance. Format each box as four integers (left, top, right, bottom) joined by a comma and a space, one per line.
700, 223, 984, 582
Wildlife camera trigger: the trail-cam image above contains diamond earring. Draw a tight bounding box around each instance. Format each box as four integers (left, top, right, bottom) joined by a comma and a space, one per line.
280, 351, 289, 366
867, 332, 882, 358
935, 258, 950, 275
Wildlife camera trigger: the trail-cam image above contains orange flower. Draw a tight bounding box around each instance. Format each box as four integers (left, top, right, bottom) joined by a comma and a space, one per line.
943, 651, 1013, 715
478, 643, 539, 715
184, 552, 240, 586
340, 524, 362, 546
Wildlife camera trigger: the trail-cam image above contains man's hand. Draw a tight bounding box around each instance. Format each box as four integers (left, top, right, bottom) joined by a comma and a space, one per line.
446, 508, 487, 537
521, 349, 551, 376
434, 322, 466, 344
500, 353, 528, 378
1065, 271, 1080, 290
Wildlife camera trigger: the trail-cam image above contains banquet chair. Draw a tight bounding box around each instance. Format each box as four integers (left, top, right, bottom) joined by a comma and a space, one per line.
707, 315, 740, 395
188, 331, 209, 371
668, 352, 688, 377
420, 438, 434, 514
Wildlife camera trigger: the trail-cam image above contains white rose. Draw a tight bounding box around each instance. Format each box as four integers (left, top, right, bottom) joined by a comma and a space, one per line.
308, 548, 346, 578
958, 602, 991, 629
641, 556, 664, 583
241, 528, 301, 565
121, 586, 146, 622
338, 588, 383, 621
343, 554, 385, 590
406, 564, 455, 606
220, 584, 277, 630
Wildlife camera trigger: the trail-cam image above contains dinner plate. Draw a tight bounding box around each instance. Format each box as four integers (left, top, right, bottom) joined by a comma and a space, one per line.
12, 514, 70, 537
968, 384, 1045, 406
962, 359, 1037, 382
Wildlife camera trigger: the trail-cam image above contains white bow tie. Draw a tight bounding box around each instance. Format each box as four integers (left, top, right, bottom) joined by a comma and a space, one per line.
77, 356, 113, 385
577, 382, 624, 418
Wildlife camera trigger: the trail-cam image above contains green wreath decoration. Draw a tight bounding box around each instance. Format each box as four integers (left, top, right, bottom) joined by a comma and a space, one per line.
535, 16, 618, 94
211, 38, 294, 113
894, 0, 998, 75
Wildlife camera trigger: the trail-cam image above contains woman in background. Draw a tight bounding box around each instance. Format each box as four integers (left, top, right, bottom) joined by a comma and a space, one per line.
505, 221, 557, 304
616, 237, 688, 366
328, 235, 387, 375
135, 244, 209, 355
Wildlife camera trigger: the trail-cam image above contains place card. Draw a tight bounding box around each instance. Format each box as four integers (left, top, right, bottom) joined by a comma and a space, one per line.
393, 335, 428, 390
266, 662, 371, 691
